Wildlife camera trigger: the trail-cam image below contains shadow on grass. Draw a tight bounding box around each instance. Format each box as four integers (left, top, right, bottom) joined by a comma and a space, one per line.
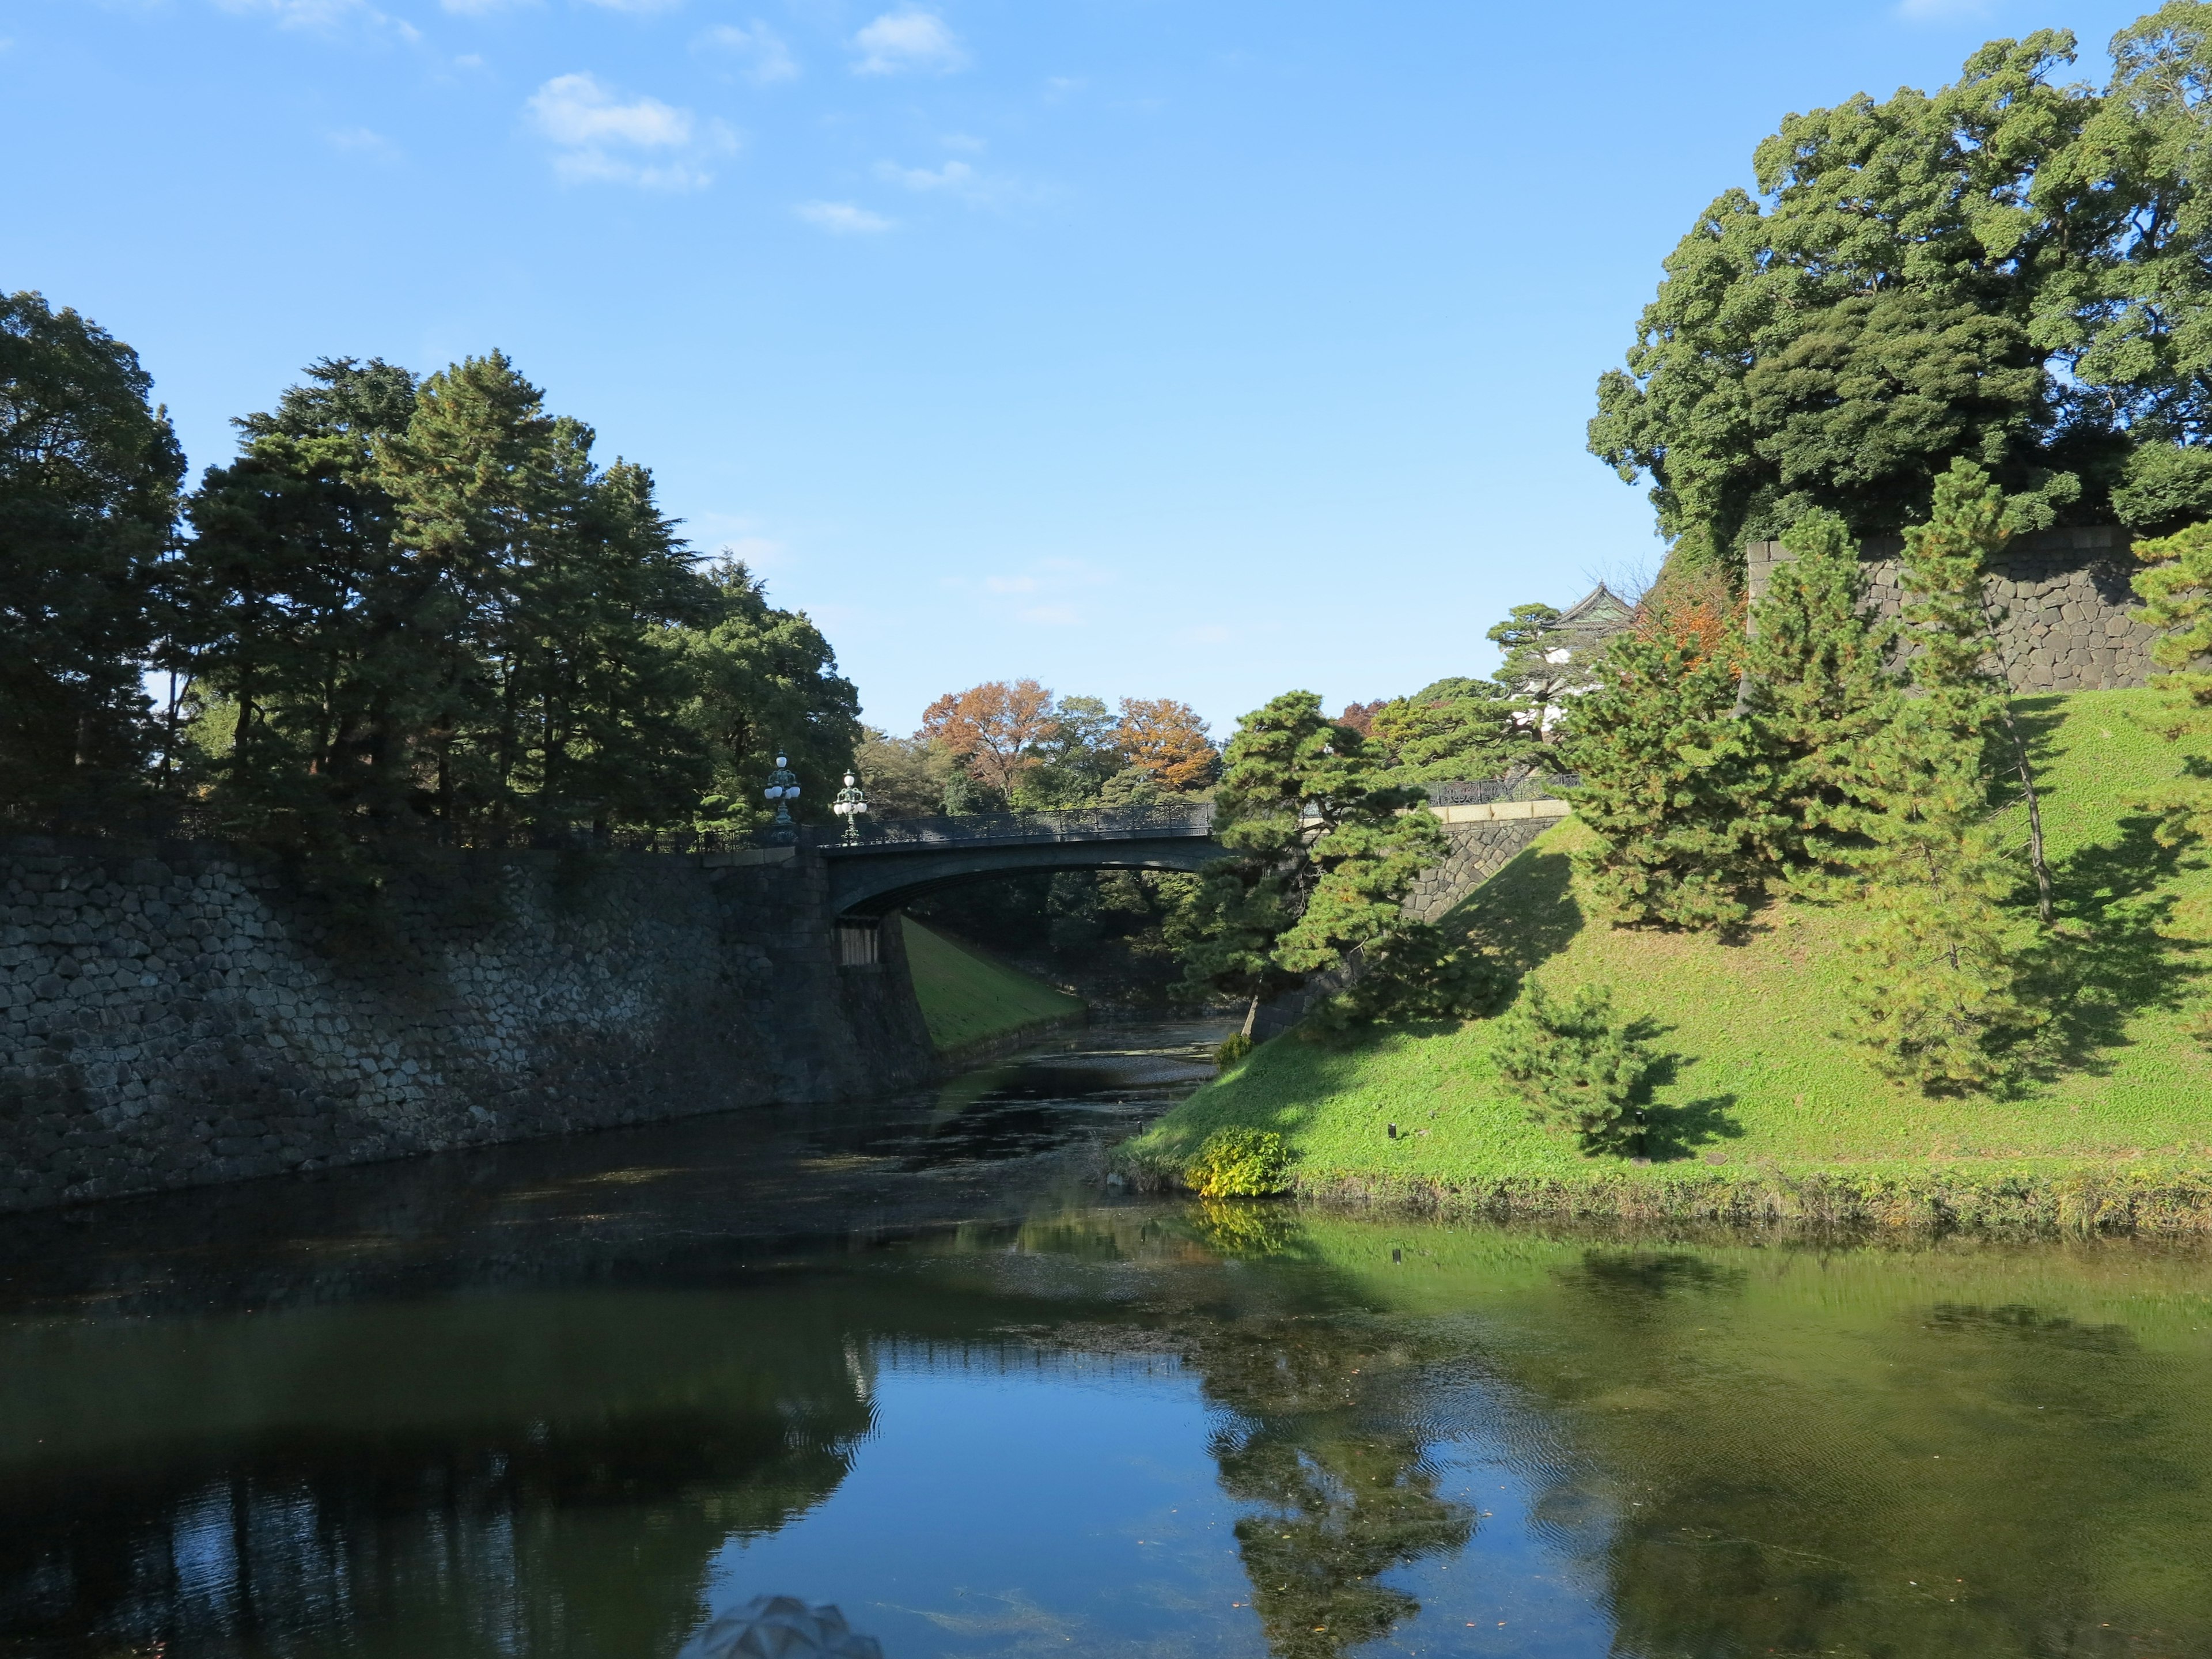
2029, 810, 2207, 1074
2001, 695, 2069, 801
1633, 1038, 1743, 1163
1441, 845, 1583, 976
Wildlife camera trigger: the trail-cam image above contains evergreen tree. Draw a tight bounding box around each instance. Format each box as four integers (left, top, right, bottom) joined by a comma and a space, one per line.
1844, 460, 2047, 1089
1845, 760, 2044, 1092
1176, 691, 1443, 1003
374, 351, 575, 838
1487, 604, 1577, 740
1491, 980, 1659, 1156
518, 458, 717, 834
672, 560, 861, 832
171, 357, 419, 840
1368, 675, 1531, 785
2128, 516, 2212, 845
1742, 509, 1897, 881
1562, 605, 1777, 932
0, 291, 184, 825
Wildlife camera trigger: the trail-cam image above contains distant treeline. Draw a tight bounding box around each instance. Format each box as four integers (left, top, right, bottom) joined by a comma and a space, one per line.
0, 291, 858, 851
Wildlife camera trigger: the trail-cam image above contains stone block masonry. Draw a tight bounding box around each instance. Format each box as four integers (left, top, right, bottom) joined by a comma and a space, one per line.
1404, 808, 1567, 924
1744, 524, 2160, 693
0, 838, 936, 1214
1246, 813, 1565, 1041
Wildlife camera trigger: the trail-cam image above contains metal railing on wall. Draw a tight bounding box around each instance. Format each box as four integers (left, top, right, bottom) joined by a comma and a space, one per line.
1416, 772, 1579, 807
802, 801, 1216, 851
10, 778, 1571, 855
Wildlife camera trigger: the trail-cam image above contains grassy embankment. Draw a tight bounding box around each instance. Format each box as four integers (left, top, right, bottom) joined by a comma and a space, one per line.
1122, 689, 2212, 1231
899, 915, 1085, 1058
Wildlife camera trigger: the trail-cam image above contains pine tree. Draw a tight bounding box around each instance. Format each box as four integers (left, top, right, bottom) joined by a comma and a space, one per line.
1742, 509, 1897, 881
171, 357, 419, 842
1846, 752, 2044, 1092
1844, 460, 2047, 1090
2129, 518, 2212, 846
0, 292, 184, 825
1491, 980, 1658, 1156
374, 353, 577, 839
1892, 459, 2054, 922
1563, 603, 1777, 932
1176, 691, 1444, 1003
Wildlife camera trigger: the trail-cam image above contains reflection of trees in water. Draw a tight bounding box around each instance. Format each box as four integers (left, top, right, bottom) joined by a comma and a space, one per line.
0, 1295, 876, 1659
1186, 1319, 1472, 1659
5, 1415, 862, 1659
1528, 1247, 2210, 1659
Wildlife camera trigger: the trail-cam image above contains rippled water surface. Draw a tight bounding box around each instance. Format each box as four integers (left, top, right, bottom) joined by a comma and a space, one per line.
3, 1021, 2210, 1658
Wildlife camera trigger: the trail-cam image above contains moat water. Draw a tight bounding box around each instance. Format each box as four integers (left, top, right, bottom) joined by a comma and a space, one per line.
3, 1020, 2209, 1658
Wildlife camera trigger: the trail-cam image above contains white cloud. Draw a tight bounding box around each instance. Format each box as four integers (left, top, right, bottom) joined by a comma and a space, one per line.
877, 158, 973, 192
852, 9, 965, 75
1018, 604, 1080, 627
796, 200, 894, 233
983, 574, 1038, 594
526, 73, 734, 190
327, 125, 399, 157
214, 0, 420, 38
530, 72, 690, 145
696, 20, 797, 84
873, 155, 1043, 210
942, 132, 984, 153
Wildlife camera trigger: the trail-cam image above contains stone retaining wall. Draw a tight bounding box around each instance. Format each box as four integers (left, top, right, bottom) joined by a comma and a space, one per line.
1248, 813, 1563, 1041
0, 838, 935, 1213
1744, 524, 2160, 692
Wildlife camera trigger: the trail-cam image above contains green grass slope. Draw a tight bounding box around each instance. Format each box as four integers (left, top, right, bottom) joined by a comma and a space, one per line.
900, 916, 1084, 1055
1123, 690, 2212, 1230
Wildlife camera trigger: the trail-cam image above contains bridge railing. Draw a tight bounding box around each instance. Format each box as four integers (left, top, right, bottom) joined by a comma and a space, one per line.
805, 801, 1215, 851
1416, 772, 1579, 807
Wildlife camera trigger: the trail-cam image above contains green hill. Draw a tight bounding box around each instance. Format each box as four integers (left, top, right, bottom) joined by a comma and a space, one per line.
900, 916, 1085, 1056
1122, 689, 2212, 1230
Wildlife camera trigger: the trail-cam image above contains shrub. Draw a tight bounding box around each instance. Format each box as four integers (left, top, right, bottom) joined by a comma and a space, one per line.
1214, 1032, 1254, 1069
1490, 980, 1659, 1156
1183, 1126, 1290, 1197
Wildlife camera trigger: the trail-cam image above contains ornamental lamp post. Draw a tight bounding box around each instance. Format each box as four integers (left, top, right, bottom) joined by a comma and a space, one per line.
831, 772, 869, 843
763, 752, 801, 846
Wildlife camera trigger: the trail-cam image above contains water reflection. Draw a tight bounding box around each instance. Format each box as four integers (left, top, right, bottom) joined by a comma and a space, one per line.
2, 1032, 2210, 1657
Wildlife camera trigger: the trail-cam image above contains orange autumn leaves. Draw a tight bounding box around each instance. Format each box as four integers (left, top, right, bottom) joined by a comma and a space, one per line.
920, 680, 1217, 794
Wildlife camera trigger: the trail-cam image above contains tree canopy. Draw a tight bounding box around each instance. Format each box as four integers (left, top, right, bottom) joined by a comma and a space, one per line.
1, 307, 860, 854
1590, 3, 2212, 579
0, 290, 184, 825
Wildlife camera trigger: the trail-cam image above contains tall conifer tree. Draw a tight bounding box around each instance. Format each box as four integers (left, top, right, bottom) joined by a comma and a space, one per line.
1563, 604, 1775, 931
1845, 461, 2045, 1090
1742, 509, 1897, 881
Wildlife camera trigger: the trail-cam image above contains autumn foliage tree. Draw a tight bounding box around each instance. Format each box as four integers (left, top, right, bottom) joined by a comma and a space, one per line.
1116, 696, 1218, 791
919, 678, 1059, 794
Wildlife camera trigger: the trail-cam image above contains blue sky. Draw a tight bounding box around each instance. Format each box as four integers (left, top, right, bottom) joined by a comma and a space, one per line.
1, 0, 2160, 736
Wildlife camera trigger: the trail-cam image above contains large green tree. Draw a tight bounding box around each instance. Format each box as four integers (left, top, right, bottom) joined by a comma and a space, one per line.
671, 561, 861, 832
1845, 462, 2049, 1090
171, 357, 421, 839
0, 291, 184, 824
1562, 615, 1777, 932
1741, 510, 1899, 882
1175, 691, 1444, 1004
1589, 25, 2146, 577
